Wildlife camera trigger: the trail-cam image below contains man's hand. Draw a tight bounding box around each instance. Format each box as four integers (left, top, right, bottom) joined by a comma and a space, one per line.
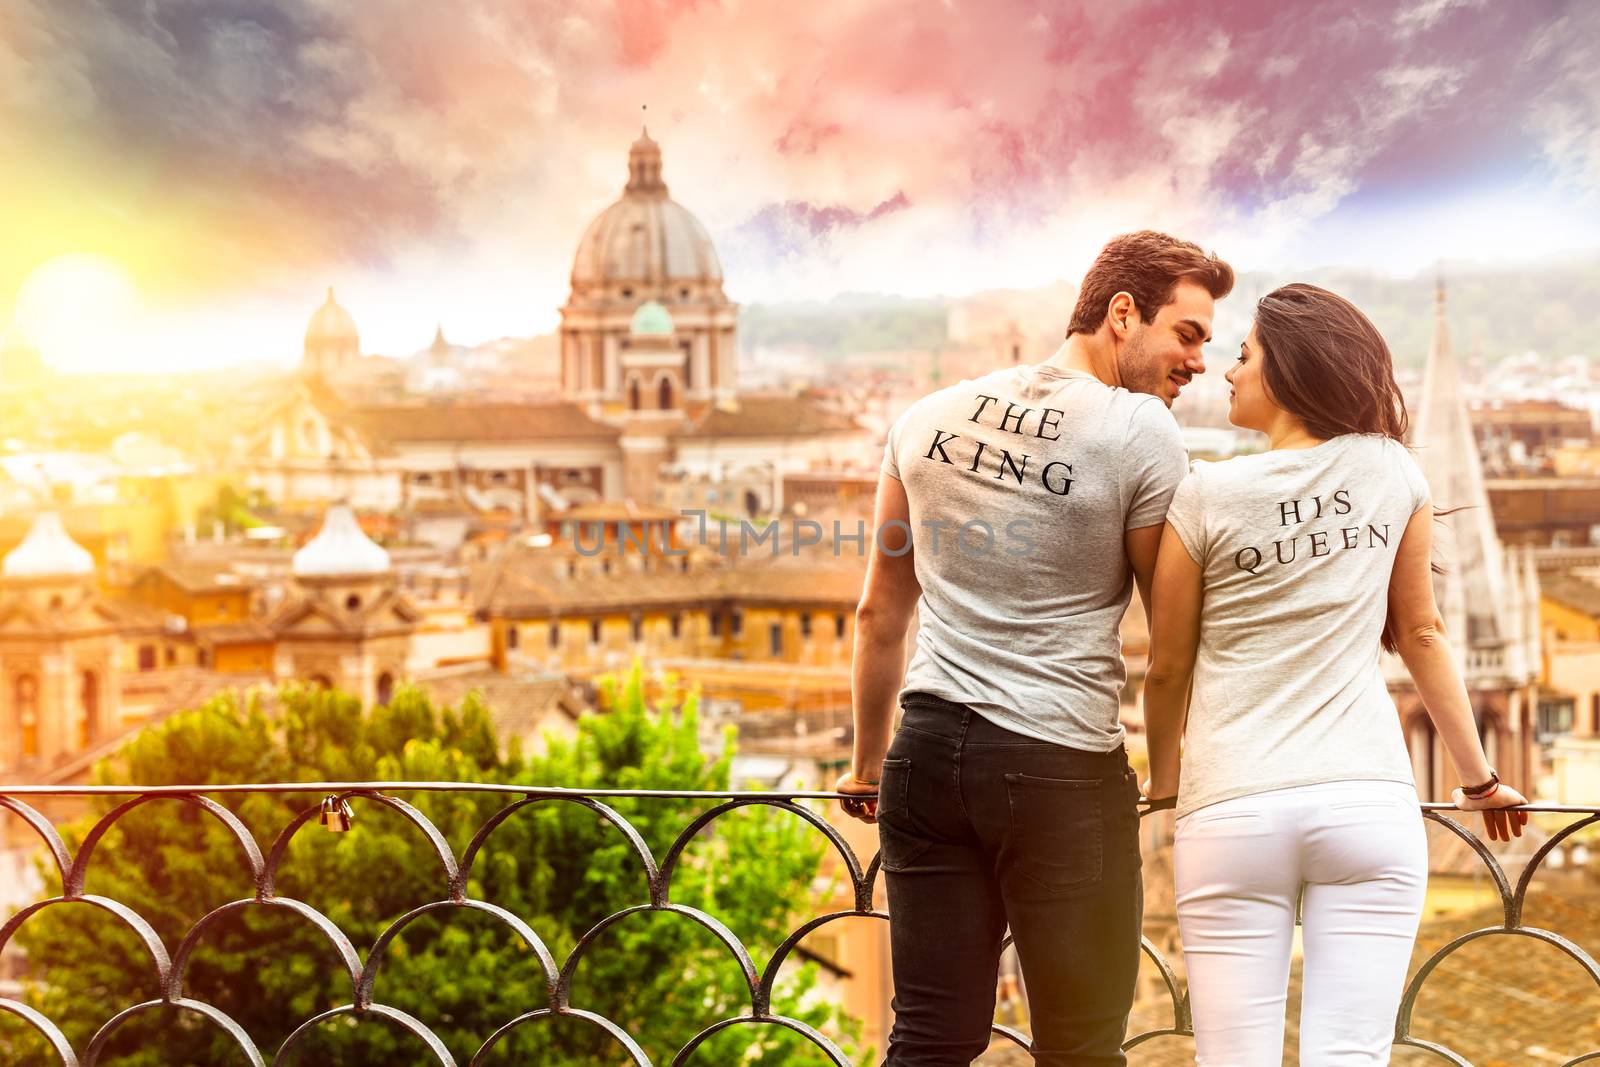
835, 771, 880, 824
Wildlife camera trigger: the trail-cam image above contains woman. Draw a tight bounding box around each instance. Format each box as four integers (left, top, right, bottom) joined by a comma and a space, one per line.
1141, 283, 1528, 1065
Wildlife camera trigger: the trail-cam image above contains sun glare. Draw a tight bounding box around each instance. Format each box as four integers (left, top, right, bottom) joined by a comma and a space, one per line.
13, 254, 143, 375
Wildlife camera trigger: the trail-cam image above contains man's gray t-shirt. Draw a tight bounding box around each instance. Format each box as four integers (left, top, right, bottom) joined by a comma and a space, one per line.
1164, 434, 1429, 817
883, 364, 1187, 752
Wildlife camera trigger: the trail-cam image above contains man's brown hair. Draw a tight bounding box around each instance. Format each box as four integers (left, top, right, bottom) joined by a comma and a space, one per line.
1066, 230, 1235, 336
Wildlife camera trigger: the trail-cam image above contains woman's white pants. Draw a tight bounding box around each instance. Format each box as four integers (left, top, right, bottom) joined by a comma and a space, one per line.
1174, 780, 1429, 1066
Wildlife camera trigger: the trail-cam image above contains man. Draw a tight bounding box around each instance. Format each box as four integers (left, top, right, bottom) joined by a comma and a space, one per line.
838, 231, 1234, 1065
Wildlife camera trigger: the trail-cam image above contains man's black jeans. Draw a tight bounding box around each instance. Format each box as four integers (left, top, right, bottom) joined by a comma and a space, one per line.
877, 693, 1143, 1066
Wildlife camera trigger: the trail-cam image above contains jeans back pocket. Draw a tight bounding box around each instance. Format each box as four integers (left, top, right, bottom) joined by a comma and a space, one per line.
1004, 773, 1104, 894
876, 757, 932, 872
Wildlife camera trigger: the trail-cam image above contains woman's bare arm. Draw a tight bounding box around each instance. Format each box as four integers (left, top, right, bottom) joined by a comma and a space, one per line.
1142, 523, 1203, 800
1388, 503, 1527, 838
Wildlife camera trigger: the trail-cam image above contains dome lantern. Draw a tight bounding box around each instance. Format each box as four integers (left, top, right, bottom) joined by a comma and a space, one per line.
627, 127, 666, 194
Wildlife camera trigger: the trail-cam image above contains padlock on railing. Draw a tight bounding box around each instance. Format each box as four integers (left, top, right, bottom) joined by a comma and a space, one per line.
319, 795, 354, 832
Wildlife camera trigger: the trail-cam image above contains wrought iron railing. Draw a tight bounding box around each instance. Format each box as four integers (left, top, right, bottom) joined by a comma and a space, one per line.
0, 785, 1595, 1065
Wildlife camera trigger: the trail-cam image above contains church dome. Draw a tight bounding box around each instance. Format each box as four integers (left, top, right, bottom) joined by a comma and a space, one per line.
305, 288, 359, 347
3, 512, 95, 579
630, 300, 675, 337
570, 130, 724, 289
293, 504, 389, 577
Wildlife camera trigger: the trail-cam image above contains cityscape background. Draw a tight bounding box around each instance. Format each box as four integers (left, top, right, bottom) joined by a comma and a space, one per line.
2, 0, 1599, 1063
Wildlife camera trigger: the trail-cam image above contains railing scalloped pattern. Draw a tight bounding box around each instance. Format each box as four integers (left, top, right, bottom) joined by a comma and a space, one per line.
0, 786, 1596, 1066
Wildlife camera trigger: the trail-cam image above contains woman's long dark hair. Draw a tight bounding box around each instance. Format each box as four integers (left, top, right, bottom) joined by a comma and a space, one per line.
1253, 283, 1409, 442
1253, 283, 1429, 653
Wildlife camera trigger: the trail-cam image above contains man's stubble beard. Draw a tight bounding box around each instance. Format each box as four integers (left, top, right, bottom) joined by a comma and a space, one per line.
1117, 327, 1167, 400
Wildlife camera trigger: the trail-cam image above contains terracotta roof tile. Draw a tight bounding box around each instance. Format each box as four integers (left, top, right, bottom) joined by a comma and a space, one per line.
144, 562, 254, 595
414, 669, 587, 738
1543, 572, 1600, 618
348, 402, 620, 444
677, 395, 864, 438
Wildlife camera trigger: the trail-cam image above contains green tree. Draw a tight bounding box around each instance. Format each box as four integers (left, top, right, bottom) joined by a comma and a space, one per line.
3, 670, 864, 1065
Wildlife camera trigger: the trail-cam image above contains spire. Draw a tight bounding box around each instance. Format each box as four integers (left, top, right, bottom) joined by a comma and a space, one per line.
1413, 278, 1511, 667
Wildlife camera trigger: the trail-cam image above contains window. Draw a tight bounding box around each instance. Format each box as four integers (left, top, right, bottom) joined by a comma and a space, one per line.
345, 594, 362, 611
80, 671, 99, 748
198, 648, 211, 669
769, 622, 783, 657
589, 619, 602, 645
731, 610, 744, 637
658, 376, 673, 409
710, 611, 722, 637
548, 621, 560, 649
800, 613, 813, 638
310, 674, 333, 689
507, 625, 519, 650
16, 674, 39, 758
1538, 697, 1575, 741
630, 614, 643, 642
138, 645, 157, 672
164, 646, 176, 666
629, 377, 642, 411
416, 472, 434, 486
670, 612, 682, 639
1593, 693, 1600, 734
835, 613, 847, 640
622, 287, 634, 298
376, 672, 395, 706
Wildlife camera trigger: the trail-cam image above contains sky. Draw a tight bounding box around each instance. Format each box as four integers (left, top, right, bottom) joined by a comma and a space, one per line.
2, 0, 1598, 373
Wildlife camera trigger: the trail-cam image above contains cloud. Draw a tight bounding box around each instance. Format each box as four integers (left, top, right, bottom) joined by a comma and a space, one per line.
1, 0, 1595, 364
1525, 4, 1600, 203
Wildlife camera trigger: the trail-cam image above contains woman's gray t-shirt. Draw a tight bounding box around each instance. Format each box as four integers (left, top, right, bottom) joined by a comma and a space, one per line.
883, 364, 1187, 753
1165, 434, 1430, 817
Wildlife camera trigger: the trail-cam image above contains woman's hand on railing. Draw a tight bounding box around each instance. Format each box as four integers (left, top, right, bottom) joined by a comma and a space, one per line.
1451, 783, 1530, 842
834, 771, 880, 824
1139, 778, 1178, 814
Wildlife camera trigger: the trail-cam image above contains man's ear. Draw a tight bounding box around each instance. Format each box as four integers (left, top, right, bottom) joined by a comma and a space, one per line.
1106, 291, 1142, 342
